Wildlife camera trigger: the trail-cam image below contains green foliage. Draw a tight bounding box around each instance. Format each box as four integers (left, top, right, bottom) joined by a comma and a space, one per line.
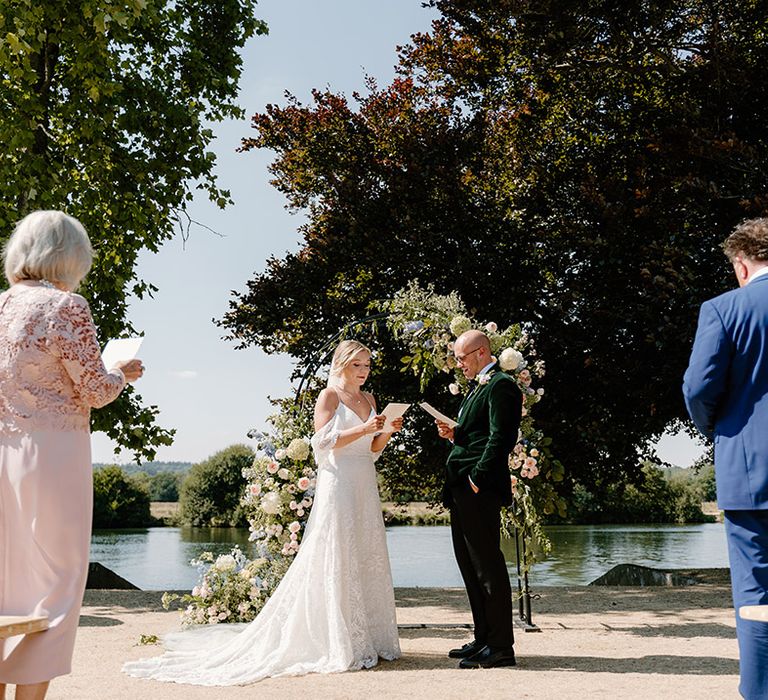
179, 444, 253, 527
148, 470, 182, 501
568, 463, 715, 524
92, 464, 151, 527
220, 0, 768, 493
0, 0, 267, 460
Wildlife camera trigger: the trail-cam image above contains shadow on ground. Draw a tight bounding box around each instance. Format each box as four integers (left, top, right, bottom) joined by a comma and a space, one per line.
79, 615, 123, 627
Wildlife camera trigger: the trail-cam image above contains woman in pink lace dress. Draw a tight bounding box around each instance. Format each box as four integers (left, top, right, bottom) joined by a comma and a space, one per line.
0, 211, 143, 700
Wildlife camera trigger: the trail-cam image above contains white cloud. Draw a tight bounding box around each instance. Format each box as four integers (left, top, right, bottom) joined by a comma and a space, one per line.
169, 370, 199, 380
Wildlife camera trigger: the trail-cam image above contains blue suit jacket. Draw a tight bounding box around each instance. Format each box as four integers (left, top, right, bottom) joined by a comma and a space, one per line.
683, 274, 768, 510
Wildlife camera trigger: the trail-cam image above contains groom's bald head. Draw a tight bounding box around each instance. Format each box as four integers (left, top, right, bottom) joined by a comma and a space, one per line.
454, 330, 492, 379
456, 330, 490, 352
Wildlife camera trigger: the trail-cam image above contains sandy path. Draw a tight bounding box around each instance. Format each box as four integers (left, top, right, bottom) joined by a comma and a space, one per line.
8, 585, 739, 699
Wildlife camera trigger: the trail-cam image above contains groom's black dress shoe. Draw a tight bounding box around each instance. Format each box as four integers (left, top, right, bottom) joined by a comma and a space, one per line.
458, 645, 517, 669
448, 640, 484, 659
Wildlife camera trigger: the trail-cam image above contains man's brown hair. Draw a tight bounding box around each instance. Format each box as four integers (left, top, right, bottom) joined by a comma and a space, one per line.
723, 218, 768, 261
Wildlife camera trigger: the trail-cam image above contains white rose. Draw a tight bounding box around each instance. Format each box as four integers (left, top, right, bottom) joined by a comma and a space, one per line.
288, 521, 301, 534
214, 554, 236, 572
499, 348, 524, 371
277, 467, 291, 480
260, 492, 282, 515
485, 321, 498, 333
275, 448, 287, 460
449, 382, 461, 395
286, 438, 310, 461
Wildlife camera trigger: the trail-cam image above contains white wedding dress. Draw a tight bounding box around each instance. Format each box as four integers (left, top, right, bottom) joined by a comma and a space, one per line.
122, 401, 400, 686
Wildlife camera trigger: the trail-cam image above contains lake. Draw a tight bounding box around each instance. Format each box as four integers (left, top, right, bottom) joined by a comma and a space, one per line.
89, 522, 729, 591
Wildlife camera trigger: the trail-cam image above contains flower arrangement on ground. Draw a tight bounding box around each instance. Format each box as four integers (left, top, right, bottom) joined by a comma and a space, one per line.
161, 546, 290, 627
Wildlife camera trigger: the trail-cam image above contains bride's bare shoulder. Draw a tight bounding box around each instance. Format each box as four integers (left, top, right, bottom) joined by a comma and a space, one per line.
316, 387, 340, 408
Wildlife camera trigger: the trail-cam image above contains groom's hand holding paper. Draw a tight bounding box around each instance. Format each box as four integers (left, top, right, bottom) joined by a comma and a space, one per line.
380, 403, 410, 433
419, 402, 457, 428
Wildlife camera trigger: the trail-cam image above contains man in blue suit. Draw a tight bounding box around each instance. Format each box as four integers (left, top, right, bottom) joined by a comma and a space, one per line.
684, 218, 768, 700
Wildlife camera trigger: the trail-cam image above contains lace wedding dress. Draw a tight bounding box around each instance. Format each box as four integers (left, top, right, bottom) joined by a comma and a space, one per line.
123, 400, 401, 686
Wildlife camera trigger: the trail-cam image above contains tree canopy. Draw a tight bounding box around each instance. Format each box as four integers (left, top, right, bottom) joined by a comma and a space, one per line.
221, 0, 768, 493
0, 0, 266, 459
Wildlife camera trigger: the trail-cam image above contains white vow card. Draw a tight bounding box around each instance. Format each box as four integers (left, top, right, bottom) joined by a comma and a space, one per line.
101, 337, 143, 370
419, 402, 458, 428
380, 402, 411, 432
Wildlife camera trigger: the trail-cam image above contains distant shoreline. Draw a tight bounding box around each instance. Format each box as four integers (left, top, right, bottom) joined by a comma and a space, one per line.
148, 501, 721, 527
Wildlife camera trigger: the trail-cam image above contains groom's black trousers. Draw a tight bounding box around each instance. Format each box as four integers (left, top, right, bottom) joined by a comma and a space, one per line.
449, 480, 514, 649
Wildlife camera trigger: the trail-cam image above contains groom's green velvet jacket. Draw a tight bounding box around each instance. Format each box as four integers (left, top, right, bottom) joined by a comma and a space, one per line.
444, 367, 522, 507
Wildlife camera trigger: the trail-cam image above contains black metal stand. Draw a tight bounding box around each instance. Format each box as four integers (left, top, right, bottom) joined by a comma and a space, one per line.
514, 526, 540, 632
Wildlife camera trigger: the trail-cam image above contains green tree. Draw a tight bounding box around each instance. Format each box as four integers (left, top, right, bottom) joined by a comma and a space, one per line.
0, 1, 267, 460
93, 464, 151, 527
149, 470, 182, 501
221, 0, 768, 495
179, 444, 253, 526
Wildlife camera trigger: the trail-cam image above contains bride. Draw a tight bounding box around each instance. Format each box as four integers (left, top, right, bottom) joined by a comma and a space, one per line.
123, 340, 402, 686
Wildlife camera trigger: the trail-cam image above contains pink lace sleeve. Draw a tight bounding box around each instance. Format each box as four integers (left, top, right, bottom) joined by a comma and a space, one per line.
49, 294, 126, 409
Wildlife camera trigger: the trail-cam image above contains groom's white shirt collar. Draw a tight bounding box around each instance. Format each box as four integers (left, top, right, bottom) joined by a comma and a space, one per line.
748, 266, 768, 284
477, 361, 496, 377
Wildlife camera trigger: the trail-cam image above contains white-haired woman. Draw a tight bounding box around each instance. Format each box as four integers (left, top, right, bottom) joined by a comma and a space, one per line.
123, 340, 402, 685
0, 210, 143, 700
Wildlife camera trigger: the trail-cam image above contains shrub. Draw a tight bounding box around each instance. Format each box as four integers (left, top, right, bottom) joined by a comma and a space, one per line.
180, 445, 254, 527
93, 465, 152, 528
149, 471, 183, 501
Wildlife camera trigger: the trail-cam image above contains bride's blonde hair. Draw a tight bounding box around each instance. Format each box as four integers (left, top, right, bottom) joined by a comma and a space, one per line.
327, 340, 372, 387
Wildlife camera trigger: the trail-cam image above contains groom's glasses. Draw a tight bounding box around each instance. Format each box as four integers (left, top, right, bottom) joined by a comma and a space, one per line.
455, 347, 481, 365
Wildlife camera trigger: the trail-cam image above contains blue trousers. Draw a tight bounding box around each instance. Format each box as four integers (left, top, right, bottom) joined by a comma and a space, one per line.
724, 510, 768, 699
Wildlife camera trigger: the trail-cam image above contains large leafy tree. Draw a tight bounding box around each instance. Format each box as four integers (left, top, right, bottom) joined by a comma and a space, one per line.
222, 0, 768, 495
0, 0, 266, 459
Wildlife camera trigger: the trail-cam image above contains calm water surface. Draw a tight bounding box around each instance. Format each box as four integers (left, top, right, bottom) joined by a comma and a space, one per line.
90, 523, 729, 590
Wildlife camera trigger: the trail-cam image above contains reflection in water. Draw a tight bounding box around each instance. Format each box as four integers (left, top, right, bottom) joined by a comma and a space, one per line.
90, 522, 729, 590
530, 523, 729, 586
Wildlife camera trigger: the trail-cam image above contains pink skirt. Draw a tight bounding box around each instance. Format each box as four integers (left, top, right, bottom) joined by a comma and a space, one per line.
0, 430, 92, 684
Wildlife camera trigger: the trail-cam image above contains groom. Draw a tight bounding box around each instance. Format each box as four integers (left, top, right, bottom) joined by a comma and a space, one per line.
436, 329, 522, 669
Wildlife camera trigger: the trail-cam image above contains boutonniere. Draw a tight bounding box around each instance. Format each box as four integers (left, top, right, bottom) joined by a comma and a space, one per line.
478, 370, 496, 385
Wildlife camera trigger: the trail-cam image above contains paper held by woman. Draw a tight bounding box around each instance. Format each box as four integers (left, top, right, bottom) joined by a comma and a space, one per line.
380, 403, 410, 432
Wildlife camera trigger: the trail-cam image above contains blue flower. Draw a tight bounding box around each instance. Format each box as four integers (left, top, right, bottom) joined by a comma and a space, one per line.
404, 320, 425, 333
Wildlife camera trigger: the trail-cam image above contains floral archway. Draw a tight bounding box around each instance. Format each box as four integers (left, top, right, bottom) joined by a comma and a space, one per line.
166, 281, 565, 627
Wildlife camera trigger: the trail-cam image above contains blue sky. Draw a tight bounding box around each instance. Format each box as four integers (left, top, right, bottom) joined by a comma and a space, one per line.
92, 0, 707, 467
